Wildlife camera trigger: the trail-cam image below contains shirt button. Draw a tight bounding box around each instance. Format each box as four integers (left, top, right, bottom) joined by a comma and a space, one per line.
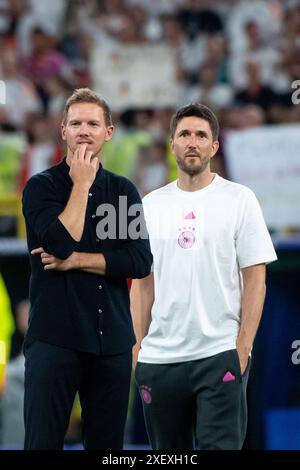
89, 192, 93, 197
99, 330, 103, 335
98, 285, 102, 290
92, 214, 96, 218
96, 238, 100, 242
98, 309, 102, 313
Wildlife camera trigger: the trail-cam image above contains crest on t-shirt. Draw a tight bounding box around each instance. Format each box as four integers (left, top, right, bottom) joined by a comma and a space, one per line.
178, 212, 196, 249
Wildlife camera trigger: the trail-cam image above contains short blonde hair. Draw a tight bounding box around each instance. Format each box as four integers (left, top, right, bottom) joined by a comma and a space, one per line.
62, 88, 113, 126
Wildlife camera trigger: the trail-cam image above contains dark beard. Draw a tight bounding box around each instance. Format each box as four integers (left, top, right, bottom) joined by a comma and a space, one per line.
176, 155, 210, 176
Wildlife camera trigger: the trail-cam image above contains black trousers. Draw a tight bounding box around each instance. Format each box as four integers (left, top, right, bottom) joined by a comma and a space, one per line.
24, 338, 132, 450
135, 349, 250, 450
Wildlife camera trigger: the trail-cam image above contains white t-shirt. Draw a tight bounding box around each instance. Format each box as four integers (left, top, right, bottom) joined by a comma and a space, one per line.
138, 174, 277, 364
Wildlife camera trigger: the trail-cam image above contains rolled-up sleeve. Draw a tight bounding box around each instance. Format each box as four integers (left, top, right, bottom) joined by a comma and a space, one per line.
23, 174, 78, 259
103, 186, 153, 279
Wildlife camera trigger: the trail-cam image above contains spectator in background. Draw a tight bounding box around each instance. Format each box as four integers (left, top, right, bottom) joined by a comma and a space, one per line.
0, 124, 26, 197
227, 0, 280, 57
204, 34, 229, 83
241, 104, 266, 128
134, 140, 169, 197
221, 104, 267, 132
234, 60, 278, 117
0, 47, 41, 130
177, 0, 224, 39
180, 60, 233, 110
0, 273, 15, 394
22, 26, 72, 110
15, 0, 67, 58
162, 15, 206, 84
229, 17, 280, 90
269, 53, 300, 123
103, 110, 152, 179
18, 114, 63, 191
0, 0, 28, 38
0, 273, 15, 443
1, 299, 29, 449
216, 104, 266, 179
46, 75, 73, 132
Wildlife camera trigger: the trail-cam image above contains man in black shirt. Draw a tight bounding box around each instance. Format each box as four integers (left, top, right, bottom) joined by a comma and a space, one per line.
22, 88, 152, 450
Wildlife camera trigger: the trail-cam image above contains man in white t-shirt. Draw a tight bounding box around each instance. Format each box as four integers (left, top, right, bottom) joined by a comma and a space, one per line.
131, 103, 277, 450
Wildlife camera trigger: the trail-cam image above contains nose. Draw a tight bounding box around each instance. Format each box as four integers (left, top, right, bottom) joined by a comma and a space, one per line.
187, 135, 197, 148
79, 122, 89, 135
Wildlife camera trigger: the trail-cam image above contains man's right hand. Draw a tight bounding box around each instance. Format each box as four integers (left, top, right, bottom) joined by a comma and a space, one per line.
69, 143, 99, 189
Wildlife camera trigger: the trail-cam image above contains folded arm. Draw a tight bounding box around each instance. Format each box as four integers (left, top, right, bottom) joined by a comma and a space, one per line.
31, 248, 107, 275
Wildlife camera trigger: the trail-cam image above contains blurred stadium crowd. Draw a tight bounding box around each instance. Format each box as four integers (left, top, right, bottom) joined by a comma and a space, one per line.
0, 0, 300, 234
0, 0, 300, 450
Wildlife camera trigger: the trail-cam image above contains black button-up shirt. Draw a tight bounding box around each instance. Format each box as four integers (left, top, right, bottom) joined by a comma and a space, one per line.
22, 159, 152, 355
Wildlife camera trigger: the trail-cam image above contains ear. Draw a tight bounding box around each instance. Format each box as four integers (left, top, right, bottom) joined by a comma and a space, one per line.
105, 125, 114, 142
61, 123, 66, 141
170, 138, 174, 153
211, 140, 219, 158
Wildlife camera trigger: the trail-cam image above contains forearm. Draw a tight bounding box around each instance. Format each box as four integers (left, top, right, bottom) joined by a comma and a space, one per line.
237, 265, 266, 354
133, 306, 152, 347
131, 276, 154, 345
77, 252, 106, 275
58, 183, 90, 242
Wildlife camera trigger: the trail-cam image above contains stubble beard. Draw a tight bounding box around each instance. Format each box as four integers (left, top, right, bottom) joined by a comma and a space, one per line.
176, 154, 210, 177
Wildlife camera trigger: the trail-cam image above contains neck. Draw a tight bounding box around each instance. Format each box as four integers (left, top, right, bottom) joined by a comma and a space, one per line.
177, 168, 215, 192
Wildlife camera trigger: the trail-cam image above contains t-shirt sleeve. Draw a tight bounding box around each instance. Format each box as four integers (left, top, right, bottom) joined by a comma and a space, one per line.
235, 189, 277, 269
